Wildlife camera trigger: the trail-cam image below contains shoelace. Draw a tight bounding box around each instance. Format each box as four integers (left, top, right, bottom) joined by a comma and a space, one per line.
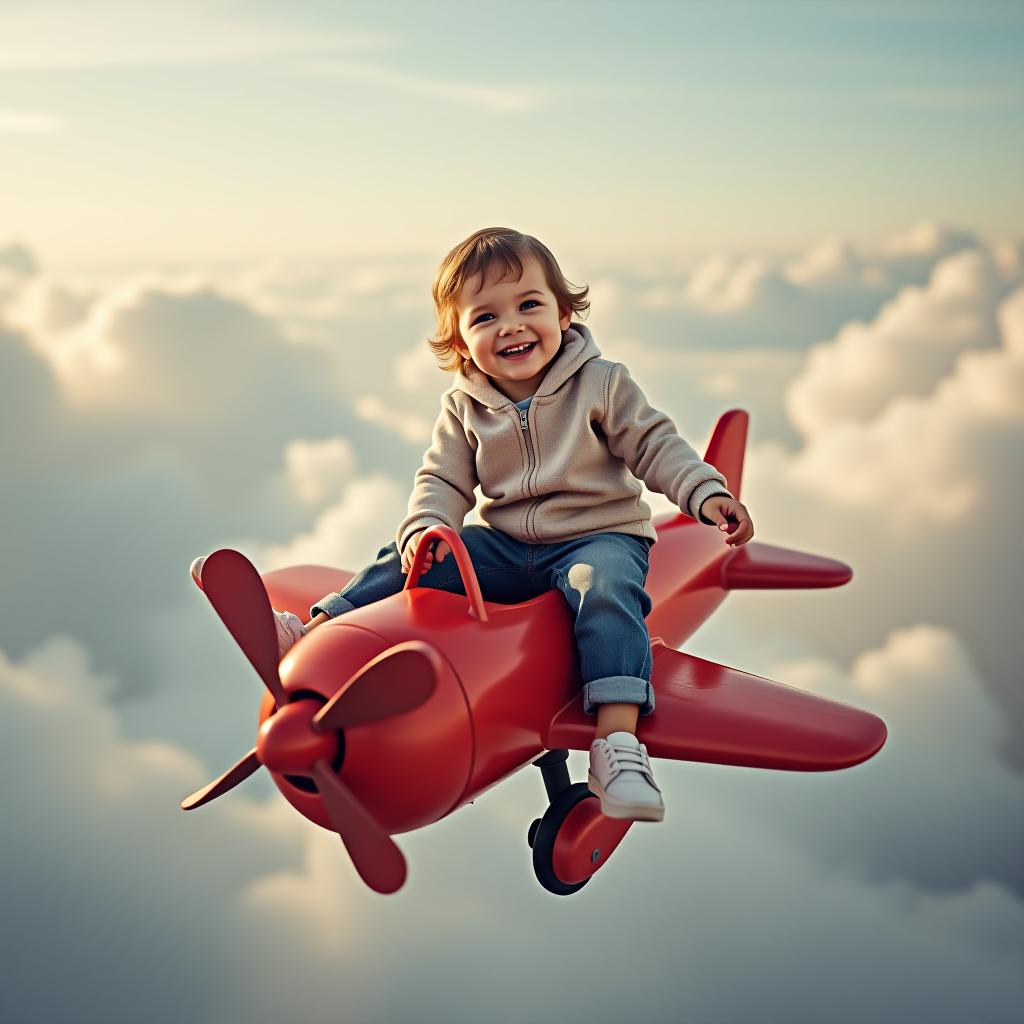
277, 612, 306, 648
600, 741, 660, 790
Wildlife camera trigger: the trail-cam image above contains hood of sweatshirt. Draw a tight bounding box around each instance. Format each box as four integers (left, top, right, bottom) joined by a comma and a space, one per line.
451, 321, 602, 409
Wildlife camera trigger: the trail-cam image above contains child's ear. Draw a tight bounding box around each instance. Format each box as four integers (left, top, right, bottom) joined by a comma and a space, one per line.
559, 307, 571, 331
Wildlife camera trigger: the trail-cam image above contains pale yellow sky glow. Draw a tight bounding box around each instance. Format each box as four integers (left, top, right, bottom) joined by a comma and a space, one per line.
1, 1, 1020, 267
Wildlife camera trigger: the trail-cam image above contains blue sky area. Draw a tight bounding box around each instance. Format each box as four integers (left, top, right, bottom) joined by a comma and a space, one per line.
2, 0, 1021, 265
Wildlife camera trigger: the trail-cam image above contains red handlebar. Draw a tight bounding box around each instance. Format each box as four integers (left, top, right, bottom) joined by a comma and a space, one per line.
402, 525, 489, 622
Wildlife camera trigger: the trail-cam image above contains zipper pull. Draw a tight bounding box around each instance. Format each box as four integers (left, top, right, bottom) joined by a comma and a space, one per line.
519, 408, 528, 430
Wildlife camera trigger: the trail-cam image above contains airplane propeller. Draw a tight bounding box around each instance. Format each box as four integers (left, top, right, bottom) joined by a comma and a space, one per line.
180, 747, 261, 810
312, 643, 440, 731
195, 549, 288, 706
181, 549, 438, 894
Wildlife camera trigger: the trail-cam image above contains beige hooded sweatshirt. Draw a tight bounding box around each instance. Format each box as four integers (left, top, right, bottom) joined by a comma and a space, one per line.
394, 322, 733, 558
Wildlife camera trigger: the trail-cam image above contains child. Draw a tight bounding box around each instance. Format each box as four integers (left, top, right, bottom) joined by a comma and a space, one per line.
274, 227, 754, 822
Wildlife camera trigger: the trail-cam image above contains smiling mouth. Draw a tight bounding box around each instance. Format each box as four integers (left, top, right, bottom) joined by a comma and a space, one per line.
498, 341, 538, 358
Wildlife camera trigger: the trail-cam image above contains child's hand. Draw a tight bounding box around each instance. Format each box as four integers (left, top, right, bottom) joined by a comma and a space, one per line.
400, 537, 452, 574
699, 495, 754, 547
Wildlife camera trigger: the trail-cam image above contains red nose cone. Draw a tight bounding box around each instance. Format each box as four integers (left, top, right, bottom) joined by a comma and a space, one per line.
257, 700, 337, 773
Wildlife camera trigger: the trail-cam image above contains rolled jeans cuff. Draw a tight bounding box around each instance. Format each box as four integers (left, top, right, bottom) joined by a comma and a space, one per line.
582, 675, 655, 717
309, 592, 358, 620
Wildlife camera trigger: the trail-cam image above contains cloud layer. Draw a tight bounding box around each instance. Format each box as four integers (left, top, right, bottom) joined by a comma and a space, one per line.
2, 222, 1023, 1021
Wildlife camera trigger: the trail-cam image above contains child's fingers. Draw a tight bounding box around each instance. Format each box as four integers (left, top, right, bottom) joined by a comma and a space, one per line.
726, 518, 755, 546
403, 537, 447, 573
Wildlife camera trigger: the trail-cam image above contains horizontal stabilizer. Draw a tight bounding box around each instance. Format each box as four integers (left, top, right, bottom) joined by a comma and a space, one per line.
721, 541, 852, 590
546, 642, 885, 772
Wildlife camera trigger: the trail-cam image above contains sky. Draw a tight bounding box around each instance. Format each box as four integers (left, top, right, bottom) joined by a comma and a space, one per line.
2, 2, 1023, 1023
1, 0, 1022, 265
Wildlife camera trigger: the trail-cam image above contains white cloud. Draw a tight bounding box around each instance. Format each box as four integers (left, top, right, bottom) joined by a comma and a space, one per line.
713, 623, 1024, 896
0, 241, 38, 276
596, 332, 807, 445
0, 242, 39, 308
4, 624, 1024, 1024
354, 393, 433, 443
725, 279, 1024, 774
683, 254, 792, 314
221, 257, 428, 333
4, 273, 94, 336
301, 58, 544, 113
394, 341, 447, 393
784, 235, 867, 287
19, 275, 297, 408
601, 224, 995, 360
787, 248, 1017, 436
283, 436, 357, 506
883, 220, 980, 259
258, 474, 407, 573
237, 825, 359, 958
0, 632, 376, 1020
781, 282, 1023, 523
4, 227, 1024, 1021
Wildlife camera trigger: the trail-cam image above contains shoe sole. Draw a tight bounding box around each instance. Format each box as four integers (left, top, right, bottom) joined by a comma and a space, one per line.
587, 771, 665, 822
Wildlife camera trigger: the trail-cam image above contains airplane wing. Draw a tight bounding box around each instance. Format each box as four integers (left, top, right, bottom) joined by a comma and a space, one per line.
260, 565, 355, 619
545, 640, 886, 771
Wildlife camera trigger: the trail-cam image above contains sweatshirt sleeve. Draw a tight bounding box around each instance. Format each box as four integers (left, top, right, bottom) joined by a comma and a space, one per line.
602, 362, 733, 525
394, 392, 479, 557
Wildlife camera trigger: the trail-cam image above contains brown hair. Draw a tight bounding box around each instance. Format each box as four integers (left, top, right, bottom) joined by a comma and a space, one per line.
428, 227, 590, 374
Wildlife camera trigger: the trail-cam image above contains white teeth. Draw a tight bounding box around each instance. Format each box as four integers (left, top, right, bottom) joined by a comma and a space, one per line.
500, 342, 535, 355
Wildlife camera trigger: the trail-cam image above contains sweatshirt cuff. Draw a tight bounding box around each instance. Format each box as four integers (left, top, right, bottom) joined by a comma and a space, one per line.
687, 479, 734, 525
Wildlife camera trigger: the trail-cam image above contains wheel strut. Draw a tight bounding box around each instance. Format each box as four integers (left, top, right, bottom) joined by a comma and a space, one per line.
532, 748, 571, 802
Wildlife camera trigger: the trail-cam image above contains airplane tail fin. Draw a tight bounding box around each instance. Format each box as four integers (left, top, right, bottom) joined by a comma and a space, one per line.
703, 408, 748, 500
701, 410, 853, 590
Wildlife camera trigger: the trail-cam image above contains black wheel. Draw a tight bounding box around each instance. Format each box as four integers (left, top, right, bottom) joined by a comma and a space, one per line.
531, 782, 597, 896
527, 818, 541, 849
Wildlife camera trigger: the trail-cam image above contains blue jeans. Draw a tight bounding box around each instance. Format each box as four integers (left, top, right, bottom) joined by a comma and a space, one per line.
310, 525, 655, 717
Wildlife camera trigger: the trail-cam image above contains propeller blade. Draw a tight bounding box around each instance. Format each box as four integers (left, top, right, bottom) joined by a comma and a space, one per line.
199, 549, 288, 707
181, 747, 261, 810
312, 641, 440, 733
309, 759, 407, 894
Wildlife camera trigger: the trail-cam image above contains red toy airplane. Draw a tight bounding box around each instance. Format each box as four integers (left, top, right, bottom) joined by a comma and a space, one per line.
181, 409, 886, 896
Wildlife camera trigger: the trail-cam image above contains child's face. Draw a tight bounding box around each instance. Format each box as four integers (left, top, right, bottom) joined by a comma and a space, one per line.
453, 255, 572, 400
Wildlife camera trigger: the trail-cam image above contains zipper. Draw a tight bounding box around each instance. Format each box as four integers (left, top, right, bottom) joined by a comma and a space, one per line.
516, 403, 544, 540
519, 405, 535, 494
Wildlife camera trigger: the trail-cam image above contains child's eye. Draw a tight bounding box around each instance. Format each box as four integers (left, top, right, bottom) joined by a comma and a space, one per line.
472, 299, 541, 326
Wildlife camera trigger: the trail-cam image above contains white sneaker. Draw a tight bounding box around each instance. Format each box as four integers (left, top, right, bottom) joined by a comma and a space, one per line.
274, 609, 307, 660
588, 731, 664, 822
190, 556, 307, 660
